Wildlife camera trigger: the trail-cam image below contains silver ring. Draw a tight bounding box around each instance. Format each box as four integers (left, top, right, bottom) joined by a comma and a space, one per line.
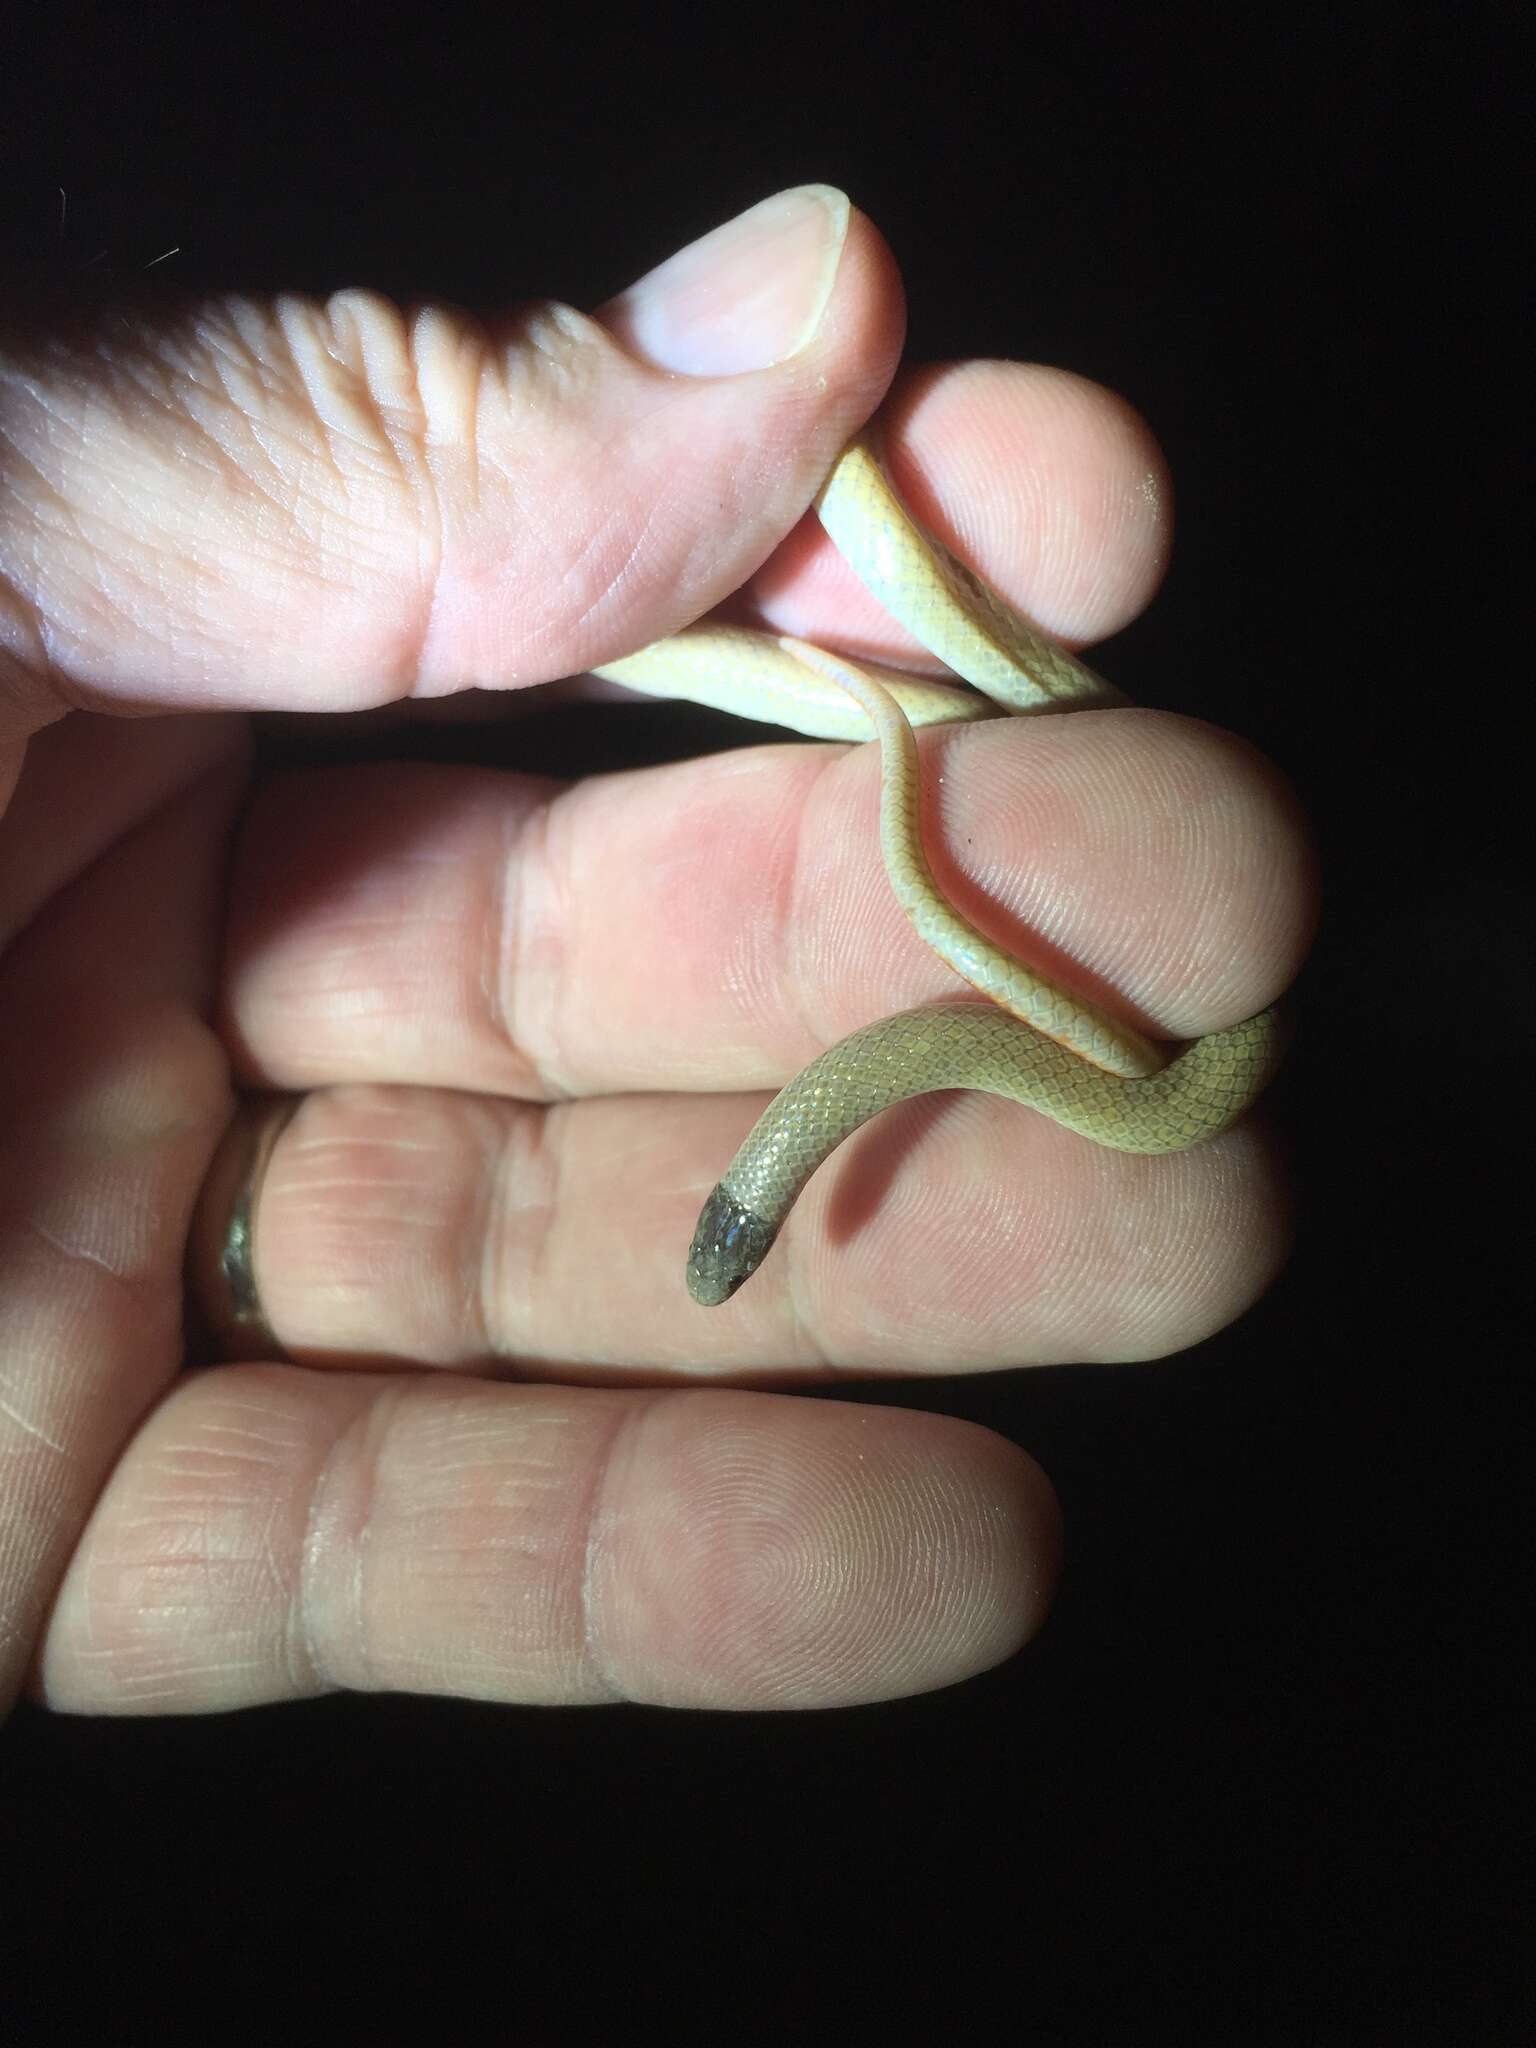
187, 1095, 302, 1361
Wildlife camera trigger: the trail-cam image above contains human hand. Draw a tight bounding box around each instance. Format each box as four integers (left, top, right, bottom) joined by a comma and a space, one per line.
0, 188, 1310, 1717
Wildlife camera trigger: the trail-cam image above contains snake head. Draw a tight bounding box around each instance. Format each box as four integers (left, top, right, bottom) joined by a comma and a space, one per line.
685, 1186, 778, 1306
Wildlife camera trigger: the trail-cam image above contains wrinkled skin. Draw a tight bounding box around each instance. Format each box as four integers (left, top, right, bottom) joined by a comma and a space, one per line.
0, 190, 1310, 1718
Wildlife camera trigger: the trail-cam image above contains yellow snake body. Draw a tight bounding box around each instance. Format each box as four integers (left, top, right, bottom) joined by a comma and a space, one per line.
595, 429, 1285, 1305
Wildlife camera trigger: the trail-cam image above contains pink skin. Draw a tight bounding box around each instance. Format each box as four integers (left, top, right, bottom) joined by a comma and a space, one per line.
0, 196, 1313, 1717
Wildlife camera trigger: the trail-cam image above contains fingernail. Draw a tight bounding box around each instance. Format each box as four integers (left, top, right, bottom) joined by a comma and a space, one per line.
604, 185, 849, 376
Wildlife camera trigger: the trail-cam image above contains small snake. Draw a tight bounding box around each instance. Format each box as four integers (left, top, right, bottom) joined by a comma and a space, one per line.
596, 429, 1287, 1304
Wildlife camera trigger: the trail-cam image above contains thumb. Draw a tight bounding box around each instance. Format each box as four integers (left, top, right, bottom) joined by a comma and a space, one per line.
0, 187, 902, 737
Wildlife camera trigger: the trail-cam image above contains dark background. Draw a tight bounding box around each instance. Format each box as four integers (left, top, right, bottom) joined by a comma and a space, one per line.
1, 4, 1525, 2041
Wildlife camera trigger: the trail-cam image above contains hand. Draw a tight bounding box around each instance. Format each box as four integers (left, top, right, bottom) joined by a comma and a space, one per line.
0, 188, 1310, 1717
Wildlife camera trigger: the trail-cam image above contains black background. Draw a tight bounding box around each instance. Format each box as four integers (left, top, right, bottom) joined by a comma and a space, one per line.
1, 4, 1526, 2041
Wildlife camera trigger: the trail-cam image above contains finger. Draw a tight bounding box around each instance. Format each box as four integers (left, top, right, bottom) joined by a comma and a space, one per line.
38, 1365, 1060, 1713
218, 345, 1282, 1097
0, 745, 240, 1716
0, 188, 900, 736
195, 1076, 1288, 1376
0, 712, 240, 948
742, 356, 1174, 662
219, 709, 1313, 1098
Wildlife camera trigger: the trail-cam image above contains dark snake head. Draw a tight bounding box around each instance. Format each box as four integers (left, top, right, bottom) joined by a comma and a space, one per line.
685, 1186, 779, 1306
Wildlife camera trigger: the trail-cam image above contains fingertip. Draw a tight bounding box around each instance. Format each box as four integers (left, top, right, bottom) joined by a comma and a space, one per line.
883, 359, 1175, 647
589, 1391, 1063, 1709
596, 185, 903, 389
